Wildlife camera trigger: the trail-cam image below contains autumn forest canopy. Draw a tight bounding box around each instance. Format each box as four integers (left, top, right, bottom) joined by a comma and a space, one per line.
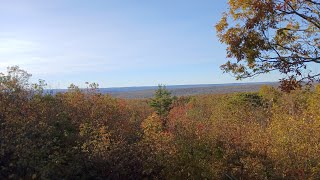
1, 0, 320, 179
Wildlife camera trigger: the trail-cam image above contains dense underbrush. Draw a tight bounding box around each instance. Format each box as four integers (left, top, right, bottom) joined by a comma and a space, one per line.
1, 67, 320, 179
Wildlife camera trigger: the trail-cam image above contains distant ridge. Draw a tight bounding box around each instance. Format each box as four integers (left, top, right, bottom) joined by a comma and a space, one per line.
45, 82, 278, 99
101, 82, 275, 92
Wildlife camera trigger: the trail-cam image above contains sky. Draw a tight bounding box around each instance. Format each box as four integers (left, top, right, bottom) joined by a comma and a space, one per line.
0, 0, 282, 88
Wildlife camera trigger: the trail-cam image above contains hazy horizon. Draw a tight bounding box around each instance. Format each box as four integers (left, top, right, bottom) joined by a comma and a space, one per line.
44, 81, 276, 90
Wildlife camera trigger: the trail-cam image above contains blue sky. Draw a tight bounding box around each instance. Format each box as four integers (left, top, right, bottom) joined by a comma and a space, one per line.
0, 0, 281, 88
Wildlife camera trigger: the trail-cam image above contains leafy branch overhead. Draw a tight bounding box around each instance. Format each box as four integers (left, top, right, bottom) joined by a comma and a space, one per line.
216, 0, 320, 92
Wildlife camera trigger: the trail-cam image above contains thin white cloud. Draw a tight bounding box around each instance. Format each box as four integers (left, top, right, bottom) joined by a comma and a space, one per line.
0, 37, 141, 76
0, 38, 40, 72
0, 38, 38, 54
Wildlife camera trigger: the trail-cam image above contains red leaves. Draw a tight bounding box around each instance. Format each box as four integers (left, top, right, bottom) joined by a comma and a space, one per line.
279, 76, 302, 93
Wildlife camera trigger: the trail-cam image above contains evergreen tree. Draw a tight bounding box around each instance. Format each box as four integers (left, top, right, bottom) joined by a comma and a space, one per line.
149, 85, 174, 126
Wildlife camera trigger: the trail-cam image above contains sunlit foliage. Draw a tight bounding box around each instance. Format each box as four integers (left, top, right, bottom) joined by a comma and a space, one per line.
1, 67, 320, 179
216, 0, 320, 91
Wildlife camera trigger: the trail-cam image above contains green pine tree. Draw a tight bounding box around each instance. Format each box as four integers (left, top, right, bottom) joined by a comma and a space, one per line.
149, 85, 174, 126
